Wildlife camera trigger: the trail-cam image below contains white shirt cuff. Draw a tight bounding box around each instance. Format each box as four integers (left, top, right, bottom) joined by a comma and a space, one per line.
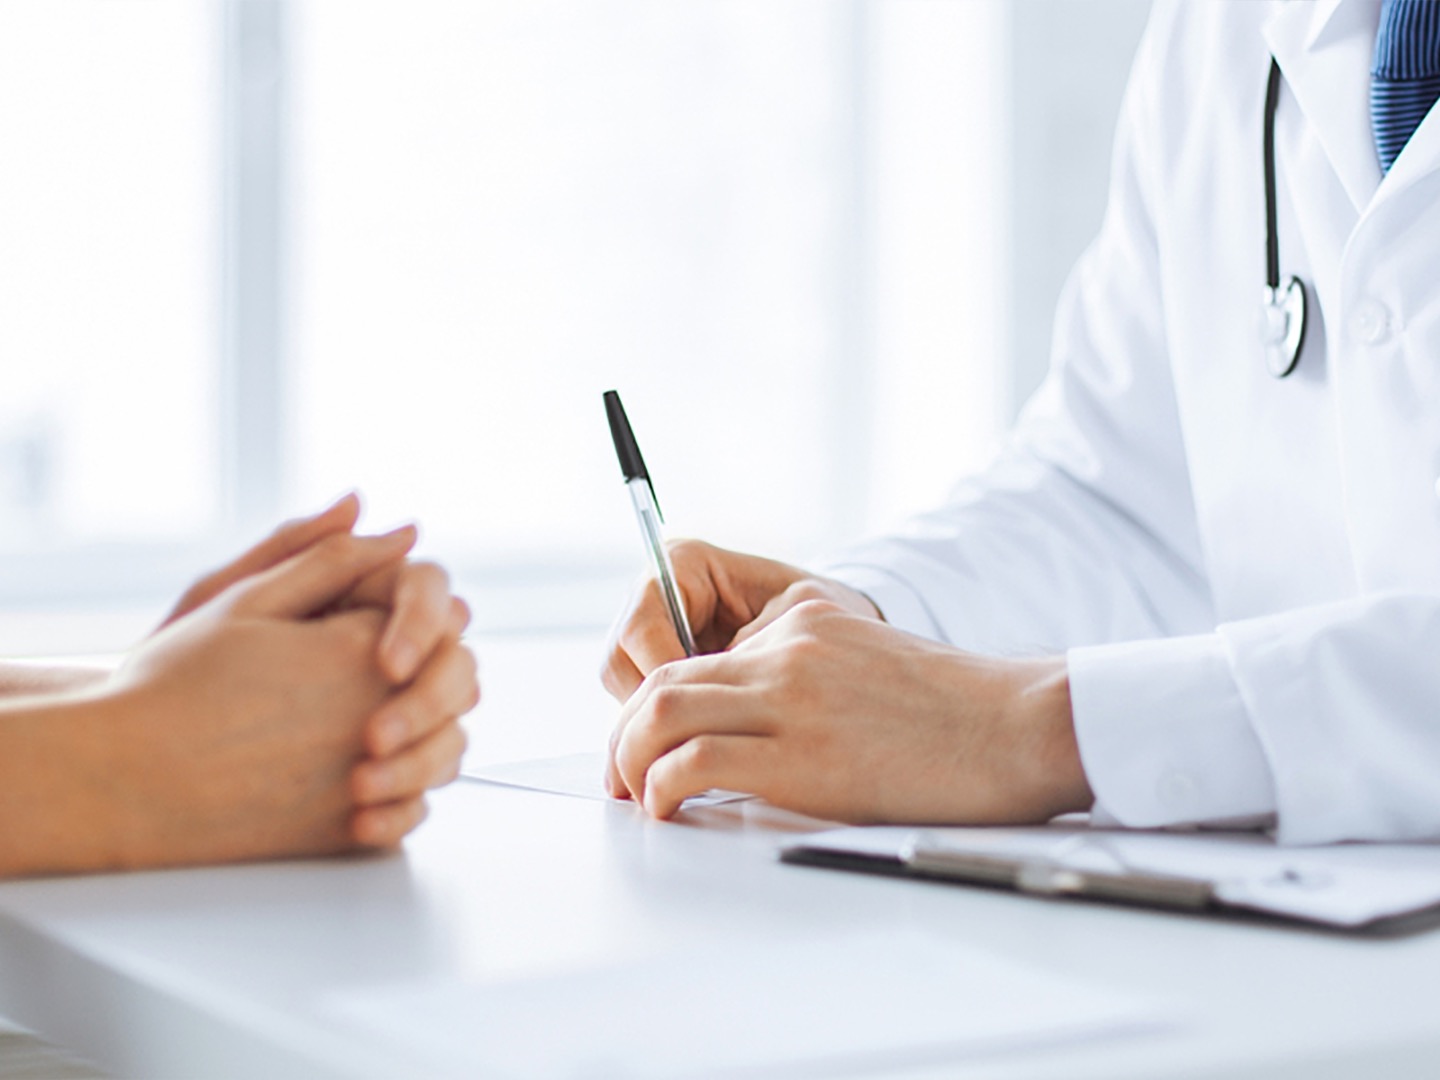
1068, 632, 1277, 828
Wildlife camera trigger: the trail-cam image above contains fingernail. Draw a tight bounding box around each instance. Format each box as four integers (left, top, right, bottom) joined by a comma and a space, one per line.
385, 638, 420, 680
363, 523, 415, 551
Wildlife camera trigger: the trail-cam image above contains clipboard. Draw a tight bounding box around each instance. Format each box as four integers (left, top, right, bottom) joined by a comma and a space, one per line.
780, 825, 1440, 932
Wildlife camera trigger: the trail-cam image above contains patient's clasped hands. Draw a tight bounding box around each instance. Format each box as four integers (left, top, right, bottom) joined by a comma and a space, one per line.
0, 493, 478, 877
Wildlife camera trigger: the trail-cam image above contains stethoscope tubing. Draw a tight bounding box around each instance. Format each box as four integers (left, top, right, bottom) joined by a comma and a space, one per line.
1262, 56, 1308, 378
1264, 58, 1284, 293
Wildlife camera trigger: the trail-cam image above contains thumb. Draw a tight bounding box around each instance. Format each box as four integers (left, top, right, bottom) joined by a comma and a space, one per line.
227, 526, 418, 619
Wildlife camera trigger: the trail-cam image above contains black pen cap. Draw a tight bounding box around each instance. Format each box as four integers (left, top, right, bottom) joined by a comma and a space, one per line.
604, 390, 650, 483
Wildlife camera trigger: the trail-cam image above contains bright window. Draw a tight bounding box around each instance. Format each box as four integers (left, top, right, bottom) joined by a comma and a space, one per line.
0, 1, 219, 551
0, 0, 1009, 640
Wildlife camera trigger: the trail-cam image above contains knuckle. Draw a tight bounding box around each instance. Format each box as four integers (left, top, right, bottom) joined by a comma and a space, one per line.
644, 767, 674, 807
383, 752, 416, 793
442, 652, 479, 711
682, 735, 719, 774
616, 608, 654, 653
601, 667, 637, 704
789, 597, 842, 624
786, 627, 826, 659
348, 765, 370, 804
436, 719, 466, 755
645, 660, 684, 689
645, 684, 685, 726
785, 580, 833, 606
409, 680, 446, 724
431, 737, 466, 785
612, 733, 642, 785
378, 800, 427, 845
417, 559, 450, 589
404, 560, 450, 600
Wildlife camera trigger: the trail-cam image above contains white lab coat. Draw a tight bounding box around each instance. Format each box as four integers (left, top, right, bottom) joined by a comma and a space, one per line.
823, 0, 1440, 845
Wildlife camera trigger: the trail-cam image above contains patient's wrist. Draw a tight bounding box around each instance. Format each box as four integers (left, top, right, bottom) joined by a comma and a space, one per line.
0, 686, 130, 877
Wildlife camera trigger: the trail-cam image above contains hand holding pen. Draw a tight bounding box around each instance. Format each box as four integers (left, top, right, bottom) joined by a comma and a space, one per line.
600, 391, 881, 702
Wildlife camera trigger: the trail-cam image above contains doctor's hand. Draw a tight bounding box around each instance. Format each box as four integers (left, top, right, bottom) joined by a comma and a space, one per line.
600, 540, 881, 702
605, 601, 1092, 824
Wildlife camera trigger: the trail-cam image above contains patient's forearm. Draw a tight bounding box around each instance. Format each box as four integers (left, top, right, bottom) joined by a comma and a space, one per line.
0, 662, 110, 698
0, 688, 119, 877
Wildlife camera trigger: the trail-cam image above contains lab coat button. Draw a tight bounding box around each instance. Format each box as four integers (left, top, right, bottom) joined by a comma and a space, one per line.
1157, 770, 1198, 809
1349, 299, 1392, 345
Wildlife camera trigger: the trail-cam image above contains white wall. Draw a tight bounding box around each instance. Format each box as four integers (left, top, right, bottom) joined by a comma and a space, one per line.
1006, 0, 1153, 414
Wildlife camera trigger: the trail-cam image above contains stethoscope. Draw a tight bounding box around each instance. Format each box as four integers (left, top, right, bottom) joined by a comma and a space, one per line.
1262, 57, 1309, 378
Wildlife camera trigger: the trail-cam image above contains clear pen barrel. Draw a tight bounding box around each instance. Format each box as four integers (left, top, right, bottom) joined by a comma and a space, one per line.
626, 477, 697, 657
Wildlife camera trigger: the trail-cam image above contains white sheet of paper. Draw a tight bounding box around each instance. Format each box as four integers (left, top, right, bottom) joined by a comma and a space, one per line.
323, 929, 1171, 1078
794, 825, 1440, 927
462, 751, 752, 809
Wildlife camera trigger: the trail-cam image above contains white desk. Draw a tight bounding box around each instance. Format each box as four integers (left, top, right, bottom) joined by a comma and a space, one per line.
2, 632, 1440, 1079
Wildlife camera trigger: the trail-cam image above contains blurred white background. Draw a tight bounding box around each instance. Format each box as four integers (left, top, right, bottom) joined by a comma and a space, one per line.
0, 0, 1148, 650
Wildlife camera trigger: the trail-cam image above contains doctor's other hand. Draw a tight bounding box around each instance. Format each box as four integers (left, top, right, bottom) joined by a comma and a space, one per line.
600, 540, 881, 701
99, 529, 468, 870
606, 601, 1092, 824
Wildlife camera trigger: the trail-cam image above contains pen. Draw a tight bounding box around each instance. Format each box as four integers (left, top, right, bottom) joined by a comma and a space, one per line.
604, 390, 698, 657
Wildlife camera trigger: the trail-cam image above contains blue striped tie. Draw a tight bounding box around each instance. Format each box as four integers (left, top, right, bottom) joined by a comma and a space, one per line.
1372, 0, 1440, 172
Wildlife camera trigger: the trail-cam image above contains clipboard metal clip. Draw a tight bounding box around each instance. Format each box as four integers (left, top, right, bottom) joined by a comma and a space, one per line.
899, 832, 1216, 912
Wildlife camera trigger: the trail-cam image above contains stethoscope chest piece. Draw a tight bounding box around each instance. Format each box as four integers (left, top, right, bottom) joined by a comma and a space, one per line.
1262, 274, 1307, 378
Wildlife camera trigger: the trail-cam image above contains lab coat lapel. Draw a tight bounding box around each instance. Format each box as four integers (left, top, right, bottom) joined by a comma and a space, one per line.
1262, 0, 1382, 213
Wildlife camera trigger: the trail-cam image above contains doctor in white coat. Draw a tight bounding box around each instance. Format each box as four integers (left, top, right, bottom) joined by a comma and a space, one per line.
601, 0, 1440, 846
